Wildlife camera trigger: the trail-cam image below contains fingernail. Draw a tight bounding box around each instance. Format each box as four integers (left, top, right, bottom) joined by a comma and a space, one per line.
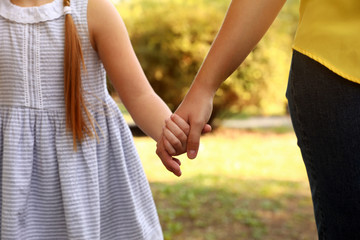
188, 150, 197, 159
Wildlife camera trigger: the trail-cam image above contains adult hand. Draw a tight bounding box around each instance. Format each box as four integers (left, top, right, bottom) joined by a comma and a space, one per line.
174, 84, 214, 159
156, 110, 211, 177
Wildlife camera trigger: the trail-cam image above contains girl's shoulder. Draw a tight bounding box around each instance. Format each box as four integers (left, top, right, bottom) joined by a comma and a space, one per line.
87, 0, 123, 52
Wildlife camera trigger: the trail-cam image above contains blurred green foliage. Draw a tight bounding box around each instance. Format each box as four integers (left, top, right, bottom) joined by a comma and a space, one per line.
115, 0, 299, 120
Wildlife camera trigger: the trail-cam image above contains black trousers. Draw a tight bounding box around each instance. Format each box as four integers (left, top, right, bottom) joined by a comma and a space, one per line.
287, 50, 360, 240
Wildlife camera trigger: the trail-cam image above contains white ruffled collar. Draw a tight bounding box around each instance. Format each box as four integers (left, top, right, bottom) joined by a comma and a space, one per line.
0, 0, 64, 24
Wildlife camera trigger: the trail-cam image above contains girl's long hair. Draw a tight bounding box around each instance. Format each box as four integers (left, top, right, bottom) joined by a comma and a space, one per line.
63, 0, 94, 150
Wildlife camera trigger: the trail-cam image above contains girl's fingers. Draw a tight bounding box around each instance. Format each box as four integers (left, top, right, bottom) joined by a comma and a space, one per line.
164, 137, 177, 156
156, 139, 182, 177
172, 157, 181, 166
165, 118, 188, 144
164, 119, 187, 146
170, 114, 211, 135
163, 128, 186, 155
170, 114, 190, 135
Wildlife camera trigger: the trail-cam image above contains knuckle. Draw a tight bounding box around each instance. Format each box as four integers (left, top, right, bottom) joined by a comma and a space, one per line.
168, 148, 176, 156
184, 125, 190, 133
192, 120, 203, 127
164, 128, 172, 138
188, 140, 199, 148
168, 136, 179, 146
175, 131, 186, 142
173, 141, 182, 151
165, 163, 175, 173
164, 142, 176, 155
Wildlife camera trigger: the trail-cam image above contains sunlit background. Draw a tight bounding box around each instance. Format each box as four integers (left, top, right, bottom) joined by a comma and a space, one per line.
112, 0, 317, 239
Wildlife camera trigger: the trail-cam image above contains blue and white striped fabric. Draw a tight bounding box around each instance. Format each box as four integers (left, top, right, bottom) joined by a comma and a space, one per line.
0, 0, 163, 239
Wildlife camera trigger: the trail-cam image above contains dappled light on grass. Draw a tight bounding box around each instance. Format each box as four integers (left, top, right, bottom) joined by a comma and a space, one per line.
134, 128, 316, 240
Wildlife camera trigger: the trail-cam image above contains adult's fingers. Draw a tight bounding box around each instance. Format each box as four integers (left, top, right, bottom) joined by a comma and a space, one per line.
170, 114, 190, 135
202, 124, 212, 134
186, 121, 204, 159
172, 114, 211, 135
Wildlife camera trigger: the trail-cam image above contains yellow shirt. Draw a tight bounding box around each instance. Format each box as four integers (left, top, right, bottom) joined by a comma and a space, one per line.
293, 0, 360, 83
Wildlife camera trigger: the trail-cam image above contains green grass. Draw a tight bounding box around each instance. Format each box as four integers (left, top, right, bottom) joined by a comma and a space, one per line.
134, 128, 317, 240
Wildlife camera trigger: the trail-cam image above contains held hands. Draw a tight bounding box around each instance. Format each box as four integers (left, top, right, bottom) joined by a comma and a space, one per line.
156, 114, 211, 176
156, 87, 214, 176
156, 114, 192, 177
174, 85, 214, 159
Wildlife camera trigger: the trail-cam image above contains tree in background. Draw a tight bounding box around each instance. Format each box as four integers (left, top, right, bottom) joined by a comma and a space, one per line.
114, 0, 299, 121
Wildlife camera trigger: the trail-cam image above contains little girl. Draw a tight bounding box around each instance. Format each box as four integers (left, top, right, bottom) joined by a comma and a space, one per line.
0, 0, 183, 239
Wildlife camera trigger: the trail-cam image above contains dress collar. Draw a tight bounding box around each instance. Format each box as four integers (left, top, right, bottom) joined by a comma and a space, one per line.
0, 0, 64, 24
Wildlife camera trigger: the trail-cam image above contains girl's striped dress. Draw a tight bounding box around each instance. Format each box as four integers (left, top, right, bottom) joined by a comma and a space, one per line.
0, 0, 163, 239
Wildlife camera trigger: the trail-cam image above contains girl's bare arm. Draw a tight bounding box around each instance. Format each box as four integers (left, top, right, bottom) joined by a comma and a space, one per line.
88, 0, 171, 142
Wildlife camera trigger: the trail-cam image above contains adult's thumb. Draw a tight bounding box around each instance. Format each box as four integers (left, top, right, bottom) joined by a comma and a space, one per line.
187, 123, 203, 159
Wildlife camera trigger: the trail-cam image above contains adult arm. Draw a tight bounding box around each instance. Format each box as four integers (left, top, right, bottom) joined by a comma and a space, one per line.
175, 0, 286, 159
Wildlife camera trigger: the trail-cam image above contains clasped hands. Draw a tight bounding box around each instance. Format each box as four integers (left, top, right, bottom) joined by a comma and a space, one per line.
156, 87, 214, 176
156, 114, 211, 177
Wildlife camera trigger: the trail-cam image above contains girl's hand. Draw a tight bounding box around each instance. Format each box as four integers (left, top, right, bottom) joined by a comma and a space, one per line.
156, 135, 182, 177
155, 114, 189, 177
